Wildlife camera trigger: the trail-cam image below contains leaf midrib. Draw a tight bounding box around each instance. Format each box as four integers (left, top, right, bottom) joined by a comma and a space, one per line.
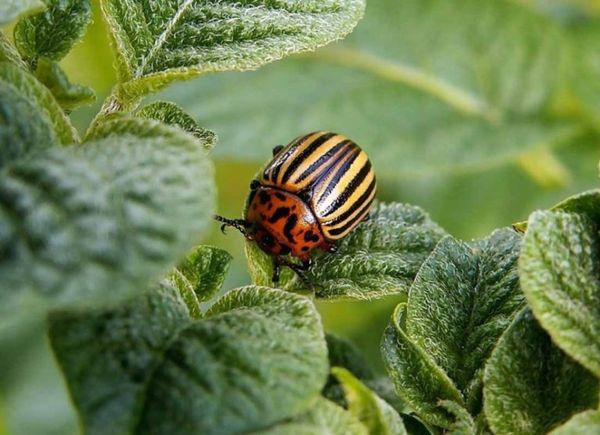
135, 0, 196, 78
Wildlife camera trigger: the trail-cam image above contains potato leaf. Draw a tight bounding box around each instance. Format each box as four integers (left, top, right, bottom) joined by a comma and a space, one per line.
0, 120, 215, 310
550, 410, 600, 435
137, 101, 216, 147
381, 229, 523, 428
101, 0, 366, 99
14, 0, 92, 66
520, 209, 600, 378
483, 308, 598, 435
49, 285, 329, 435
0, 0, 43, 25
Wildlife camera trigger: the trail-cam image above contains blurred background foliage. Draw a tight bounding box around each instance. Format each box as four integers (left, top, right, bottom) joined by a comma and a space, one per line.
2, 0, 600, 433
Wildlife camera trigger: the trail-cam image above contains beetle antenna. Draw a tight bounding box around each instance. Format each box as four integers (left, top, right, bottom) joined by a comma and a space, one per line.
214, 215, 250, 235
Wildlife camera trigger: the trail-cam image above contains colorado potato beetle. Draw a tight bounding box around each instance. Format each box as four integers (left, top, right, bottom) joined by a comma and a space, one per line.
215, 131, 377, 285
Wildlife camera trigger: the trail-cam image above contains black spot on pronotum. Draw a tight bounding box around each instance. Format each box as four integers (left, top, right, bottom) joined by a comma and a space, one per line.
275, 192, 286, 201
304, 230, 319, 243
279, 244, 291, 255
259, 190, 270, 204
301, 246, 309, 252
283, 214, 298, 243
269, 207, 290, 223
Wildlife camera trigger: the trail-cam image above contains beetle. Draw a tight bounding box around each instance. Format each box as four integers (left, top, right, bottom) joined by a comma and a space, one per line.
215, 131, 376, 285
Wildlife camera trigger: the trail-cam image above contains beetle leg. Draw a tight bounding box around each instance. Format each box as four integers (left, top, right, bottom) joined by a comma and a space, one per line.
319, 241, 337, 254
277, 258, 315, 291
214, 215, 250, 236
272, 144, 284, 156
272, 257, 281, 284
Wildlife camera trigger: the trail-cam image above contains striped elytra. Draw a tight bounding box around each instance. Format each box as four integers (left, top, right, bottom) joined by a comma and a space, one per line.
215, 131, 376, 285
259, 131, 376, 241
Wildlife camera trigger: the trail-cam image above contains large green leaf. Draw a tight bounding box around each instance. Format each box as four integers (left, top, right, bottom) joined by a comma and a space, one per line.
0, 32, 27, 69
333, 367, 407, 435
381, 229, 523, 428
255, 397, 368, 435
519, 209, 600, 378
0, 80, 57, 169
0, 120, 215, 310
550, 410, 600, 435
49, 285, 329, 435
161, 0, 577, 178
483, 308, 598, 435
406, 230, 523, 413
0, 61, 78, 144
246, 202, 447, 299
100, 0, 365, 99
0, 0, 43, 25
14, 0, 92, 66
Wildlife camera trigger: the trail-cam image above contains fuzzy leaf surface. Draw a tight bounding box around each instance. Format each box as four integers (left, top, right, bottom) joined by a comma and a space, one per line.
0, 79, 57, 169
483, 308, 598, 435
14, 0, 92, 66
247, 202, 447, 299
406, 230, 523, 413
550, 410, 600, 435
520, 209, 600, 378
35, 58, 95, 111
137, 101, 216, 147
0, 61, 78, 143
255, 397, 368, 435
333, 367, 407, 435
382, 229, 523, 428
0, 32, 27, 68
101, 0, 365, 98
50, 285, 329, 435
0, 121, 215, 309
162, 0, 575, 177
171, 245, 232, 308
381, 303, 464, 429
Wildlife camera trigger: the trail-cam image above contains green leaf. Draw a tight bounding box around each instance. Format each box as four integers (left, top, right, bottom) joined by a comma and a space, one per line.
333, 367, 407, 435
0, 61, 78, 144
519, 209, 600, 378
170, 245, 232, 316
550, 410, 600, 435
0, 121, 215, 310
161, 0, 577, 178
137, 101, 216, 148
0, 0, 43, 25
255, 397, 368, 435
483, 308, 598, 435
406, 230, 523, 413
14, 0, 92, 67
0, 79, 57, 169
100, 0, 366, 100
34, 58, 95, 111
0, 32, 27, 69
247, 202, 447, 299
50, 285, 329, 435
382, 229, 523, 429
381, 303, 464, 429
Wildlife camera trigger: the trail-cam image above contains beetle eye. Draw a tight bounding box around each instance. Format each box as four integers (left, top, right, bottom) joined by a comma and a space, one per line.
249, 180, 260, 190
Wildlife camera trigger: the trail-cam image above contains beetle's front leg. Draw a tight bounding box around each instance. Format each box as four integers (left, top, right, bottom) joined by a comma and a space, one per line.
272, 257, 282, 284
